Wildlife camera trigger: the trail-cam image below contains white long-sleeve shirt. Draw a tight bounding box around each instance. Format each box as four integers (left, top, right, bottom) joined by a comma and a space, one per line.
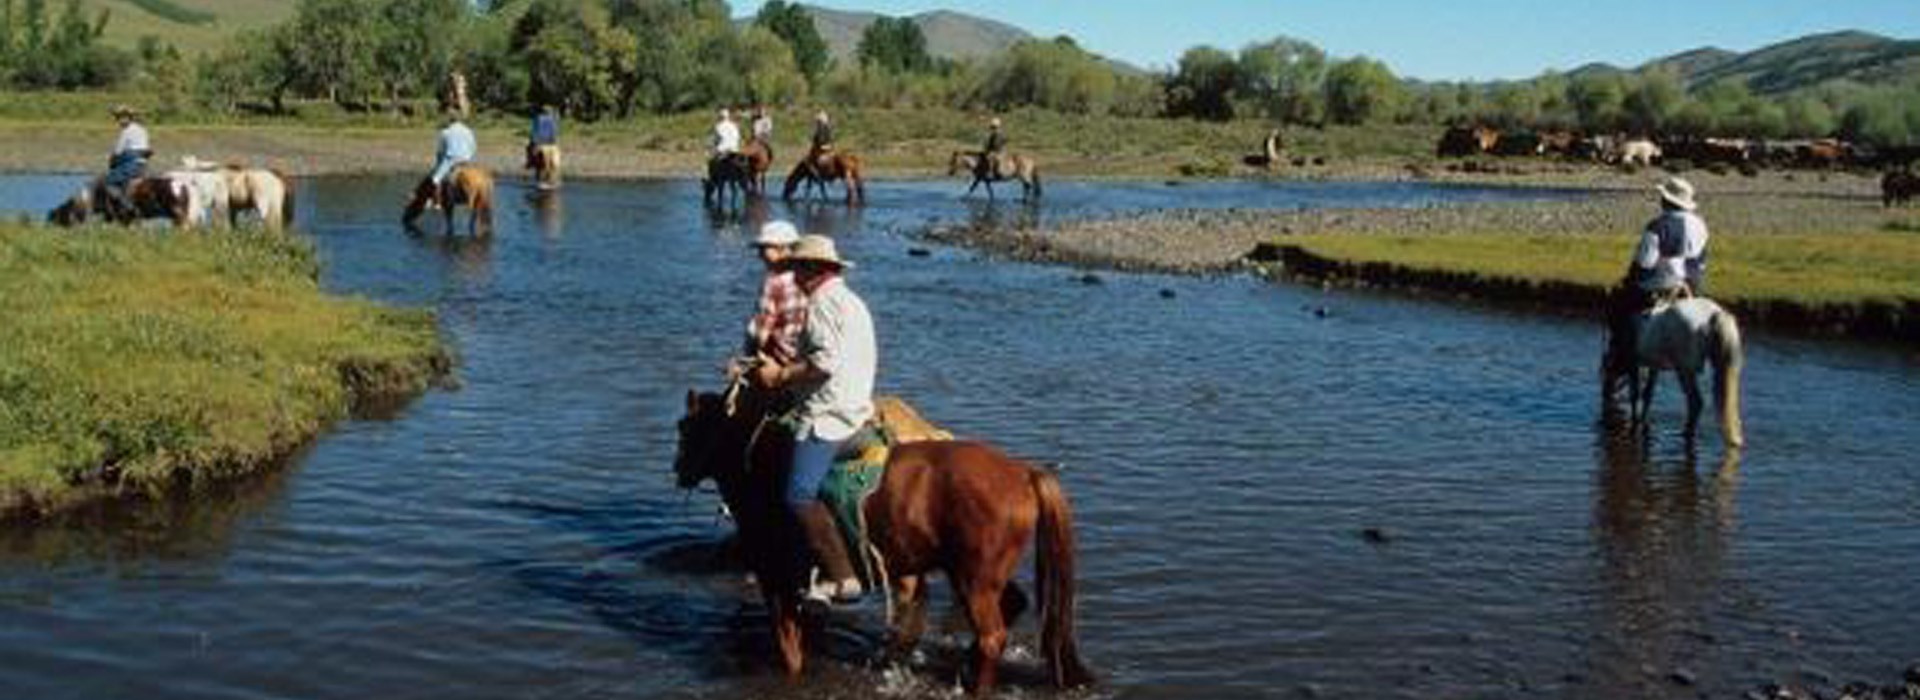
794, 276, 876, 442
1633, 210, 1709, 291
711, 120, 741, 156
113, 123, 150, 156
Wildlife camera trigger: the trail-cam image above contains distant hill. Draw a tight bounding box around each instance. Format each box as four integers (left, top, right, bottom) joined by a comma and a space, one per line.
1565, 30, 1920, 95
788, 4, 1033, 64
77, 0, 292, 53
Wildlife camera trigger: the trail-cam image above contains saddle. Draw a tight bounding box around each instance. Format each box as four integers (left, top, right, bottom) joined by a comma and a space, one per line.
775, 397, 951, 584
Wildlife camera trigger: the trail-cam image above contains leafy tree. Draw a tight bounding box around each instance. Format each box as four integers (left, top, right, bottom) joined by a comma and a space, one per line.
374, 0, 470, 109
973, 37, 1117, 114
1782, 95, 1836, 137
1236, 36, 1324, 125
856, 16, 930, 74
195, 29, 291, 113
754, 0, 827, 85
1167, 45, 1237, 121
1567, 73, 1625, 133
1622, 67, 1683, 134
1489, 81, 1543, 128
512, 0, 636, 119
283, 0, 380, 106
1322, 56, 1401, 125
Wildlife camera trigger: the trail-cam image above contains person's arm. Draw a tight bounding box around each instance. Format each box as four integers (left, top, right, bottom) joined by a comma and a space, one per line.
1632, 227, 1661, 270
758, 295, 839, 388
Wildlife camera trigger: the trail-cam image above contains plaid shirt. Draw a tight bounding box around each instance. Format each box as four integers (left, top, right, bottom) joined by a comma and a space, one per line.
749, 269, 806, 364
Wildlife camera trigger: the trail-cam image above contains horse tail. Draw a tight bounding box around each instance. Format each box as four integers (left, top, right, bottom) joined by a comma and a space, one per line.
1709, 308, 1744, 448
1031, 166, 1043, 199
1030, 468, 1094, 689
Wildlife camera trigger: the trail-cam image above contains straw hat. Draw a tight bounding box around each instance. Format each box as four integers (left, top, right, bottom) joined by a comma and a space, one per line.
789, 234, 853, 268
1657, 176, 1697, 211
754, 220, 800, 247
110, 104, 140, 119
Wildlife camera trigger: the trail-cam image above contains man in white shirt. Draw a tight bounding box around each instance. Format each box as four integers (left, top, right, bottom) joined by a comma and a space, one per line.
104, 105, 152, 220
753, 234, 876, 605
711, 108, 741, 160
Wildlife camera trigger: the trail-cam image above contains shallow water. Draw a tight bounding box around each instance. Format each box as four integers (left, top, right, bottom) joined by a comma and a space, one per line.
2, 174, 1917, 699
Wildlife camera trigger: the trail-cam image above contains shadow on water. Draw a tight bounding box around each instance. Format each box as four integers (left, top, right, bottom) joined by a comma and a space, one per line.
1585, 427, 1742, 695
405, 226, 494, 284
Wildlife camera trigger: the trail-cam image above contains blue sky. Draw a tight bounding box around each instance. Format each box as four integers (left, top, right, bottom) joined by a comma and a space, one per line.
737, 1, 1920, 81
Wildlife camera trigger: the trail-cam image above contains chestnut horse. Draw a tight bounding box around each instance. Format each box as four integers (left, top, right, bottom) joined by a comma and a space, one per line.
403, 164, 494, 237
673, 388, 1093, 693
743, 139, 773, 195
782, 151, 866, 205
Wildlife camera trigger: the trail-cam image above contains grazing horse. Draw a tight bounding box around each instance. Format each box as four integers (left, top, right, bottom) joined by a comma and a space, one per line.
674, 388, 1094, 694
48, 176, 191, 228
403, 164, 494, 237
1602, 296, 1745, 448
1617, 139, 1662, 167
948, 151, 1042, 201
703, 154, 754, 208
782, 152, 866, 205
178, 158, 295, 231
1882, 170, 1918, 207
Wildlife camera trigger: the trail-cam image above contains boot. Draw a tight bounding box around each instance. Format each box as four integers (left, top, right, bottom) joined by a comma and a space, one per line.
796, 501, 862, 603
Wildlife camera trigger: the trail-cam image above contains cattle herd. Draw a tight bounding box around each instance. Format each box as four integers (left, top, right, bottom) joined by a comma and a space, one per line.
1436, 125, 1920, 207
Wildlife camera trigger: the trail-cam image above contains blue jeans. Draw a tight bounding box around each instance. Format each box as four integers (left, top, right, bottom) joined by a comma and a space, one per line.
786, 435, 843, 511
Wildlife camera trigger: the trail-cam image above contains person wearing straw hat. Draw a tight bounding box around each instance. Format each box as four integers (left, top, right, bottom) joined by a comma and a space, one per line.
741, 220, 805, 367
978, 115, 1006, 180
1604, 176, 1711, 382
752, 233, 874, 606
103, 105, 153, 221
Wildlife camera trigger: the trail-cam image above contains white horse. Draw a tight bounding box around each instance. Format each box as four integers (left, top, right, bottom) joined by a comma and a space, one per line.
1620, 297, 1745, 447
180, 156, 295, 231
167, 160, 232, 228
1617, 139, 1662, 167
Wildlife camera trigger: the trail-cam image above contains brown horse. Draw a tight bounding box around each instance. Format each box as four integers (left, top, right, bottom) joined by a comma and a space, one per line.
525, 144, 562, 190
48, 175, 191, 227
948, 151, 1042, 201
674, 388, 1093, 693
782, 151, 866, 205
743, 139, 773, 195
403, 164, 494, 237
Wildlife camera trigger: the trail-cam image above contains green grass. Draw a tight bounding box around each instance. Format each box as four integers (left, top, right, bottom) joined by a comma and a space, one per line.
80, 0, 292, 54
1285, 231, 1920, 306
0, 226, 447, 515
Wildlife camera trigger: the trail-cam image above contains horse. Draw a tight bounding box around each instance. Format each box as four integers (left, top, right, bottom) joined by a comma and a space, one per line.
526, 143, 562, 190
1602, 296, 1745, 448
703, 154, 753, 209
1882, 169, 1918, 208
674, 387, 1094, 694
48, 175, 192, 228
742, 139, 774, 195
948, 151, 1041, 201
1617, 139, 1662, 168
782, 151, 866, 205
178, 157, 296, 231
403, 164, 494, 237
165, 165, 230, 228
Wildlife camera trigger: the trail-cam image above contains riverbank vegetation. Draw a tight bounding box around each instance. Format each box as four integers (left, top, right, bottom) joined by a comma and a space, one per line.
0, 226, 449, 518
2, 0, 1916, 150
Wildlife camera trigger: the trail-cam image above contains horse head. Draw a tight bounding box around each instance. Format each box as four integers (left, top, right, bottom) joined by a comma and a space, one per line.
674, 388, 737, 490
48, 188, 91, 226
948, 151, 967, 177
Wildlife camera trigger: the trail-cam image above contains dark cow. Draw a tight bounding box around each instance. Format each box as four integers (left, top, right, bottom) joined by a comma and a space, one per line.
1437, 125, 1500, 158
1491, 130, 1543, 156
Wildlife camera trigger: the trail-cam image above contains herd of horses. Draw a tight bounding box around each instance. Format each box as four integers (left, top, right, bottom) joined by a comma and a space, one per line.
1437, 125, 1920, 173
702, 138, 1042, 208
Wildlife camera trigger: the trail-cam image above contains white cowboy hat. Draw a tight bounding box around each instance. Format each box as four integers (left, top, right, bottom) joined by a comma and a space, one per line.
1657, 176, 1697, 211
754, 220, 800, 247
789, 234, 853, 268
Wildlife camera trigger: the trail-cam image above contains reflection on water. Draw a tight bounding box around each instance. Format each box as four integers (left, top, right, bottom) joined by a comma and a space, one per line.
1588, 431, 1742, 696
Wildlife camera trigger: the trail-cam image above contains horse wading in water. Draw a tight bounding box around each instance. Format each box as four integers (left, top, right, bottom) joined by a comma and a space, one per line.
782, 152, 866, 205
949, 150, 1042, 201
49, 175, 192, 227
404, 164, 494, 237
704, 154, 754, 208
674, 387, 1094, 693
1602, 294, 1745, 448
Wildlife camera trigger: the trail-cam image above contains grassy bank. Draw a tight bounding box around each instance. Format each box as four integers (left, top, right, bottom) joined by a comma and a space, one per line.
0, 226, 449, 518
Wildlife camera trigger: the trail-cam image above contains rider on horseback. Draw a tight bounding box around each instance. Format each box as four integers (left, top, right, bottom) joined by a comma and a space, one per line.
1605, 177, 1711, 381
751, 104, 775, 163
751, 234, 873, 606
526, 104, 560, 185
104, 105, 152, 222
808, 110, 834, 174
712, 107, 745, 170
430, 109, 477, 208
978, 116, 1006, 180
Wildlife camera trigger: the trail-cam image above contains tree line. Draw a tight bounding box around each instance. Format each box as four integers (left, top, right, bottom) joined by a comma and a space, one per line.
6, 0, 1918, 146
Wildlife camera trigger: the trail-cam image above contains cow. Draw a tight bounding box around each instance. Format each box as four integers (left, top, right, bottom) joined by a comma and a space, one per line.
1885, 170, 1919, 208
1437, 125, 1500, 158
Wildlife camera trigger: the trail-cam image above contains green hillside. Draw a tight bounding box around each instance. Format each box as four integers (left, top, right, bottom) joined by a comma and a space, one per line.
75, 0, 293, 53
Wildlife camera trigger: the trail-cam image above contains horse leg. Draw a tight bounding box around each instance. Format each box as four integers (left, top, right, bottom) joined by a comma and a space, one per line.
1679, 369, 1704, 441
770, 594, 805, 678
886, 574, 930, 661
1636, 368, 1658, 429
960, 579, 1010, 694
